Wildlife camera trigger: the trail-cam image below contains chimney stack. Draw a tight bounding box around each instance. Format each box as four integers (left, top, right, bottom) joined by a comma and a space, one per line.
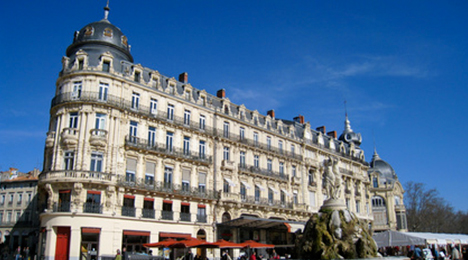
316, 126, 326, 134
267, 110, 275, 118
179, 72, 188, 83
217, 89, 226, 98
293, 115, 305, 124
327, 131, 337, 139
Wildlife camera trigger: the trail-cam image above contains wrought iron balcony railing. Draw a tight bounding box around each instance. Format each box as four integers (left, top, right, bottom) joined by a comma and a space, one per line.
83, 202, 102, 214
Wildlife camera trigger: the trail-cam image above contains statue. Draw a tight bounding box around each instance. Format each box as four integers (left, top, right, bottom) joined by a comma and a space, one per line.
323, 157, 342, 200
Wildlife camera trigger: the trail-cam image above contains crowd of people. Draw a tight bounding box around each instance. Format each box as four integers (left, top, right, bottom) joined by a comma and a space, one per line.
378, 244, 468, 260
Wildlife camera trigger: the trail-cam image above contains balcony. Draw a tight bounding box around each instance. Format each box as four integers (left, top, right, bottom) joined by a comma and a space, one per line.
161, 210, 173, 220
83, 202, 102, 214
125, 136, 212, 165
221, 160, 235, 170
89, 129, 108, 147
61, 128, 79, 146
197, 214, 207, 223
45, 131, 56, 148
53, 202, 71, 212
142, 208, 155, 219
122, 206, 136, 217
180, 212, 191, 222
40, 170, 114, 184
238, 164, 289, 182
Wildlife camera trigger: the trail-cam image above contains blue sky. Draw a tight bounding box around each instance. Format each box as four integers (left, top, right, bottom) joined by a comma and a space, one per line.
1, 1, 467, 211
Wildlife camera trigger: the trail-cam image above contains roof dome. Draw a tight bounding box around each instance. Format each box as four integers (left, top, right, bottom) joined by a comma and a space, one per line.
338, 115, 362, 146
65, 6, 133, 66
369, 149, 398, 183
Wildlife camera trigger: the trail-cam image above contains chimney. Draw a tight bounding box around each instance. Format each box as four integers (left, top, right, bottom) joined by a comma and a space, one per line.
316, 126, 326, 134
293, 115, 305, 124
327, 131, 337, 139
217, 89, 226, 98
267, 110, 275, 118
179, 72, 188, 83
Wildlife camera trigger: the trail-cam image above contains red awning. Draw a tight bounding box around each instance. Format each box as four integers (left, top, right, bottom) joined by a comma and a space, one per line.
124, 195, 135, 199
163, 200, 173, 204
181, 202, 190, 206
198, 204, 206, 208
123, 230, 150, 236
159, 232, 191, 239
210, 239, 244, 248
87, 190, 101, 195
82, 228, 100, 234
59, 190, 71, 193
144, 238, 178, 248
144, 197, 154, 201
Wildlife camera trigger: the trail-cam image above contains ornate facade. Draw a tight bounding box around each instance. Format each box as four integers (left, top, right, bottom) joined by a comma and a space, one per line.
368, 150, 407, 232
38, 6, 375, 260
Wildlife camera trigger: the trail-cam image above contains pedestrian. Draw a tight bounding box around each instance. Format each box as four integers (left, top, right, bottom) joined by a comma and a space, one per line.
222, 250, 232, 260
452, 245, 461, 260
115, 249, 122, 260
15, 246, 22, 260
249, 251, 256, 260
122, 247, 129, 260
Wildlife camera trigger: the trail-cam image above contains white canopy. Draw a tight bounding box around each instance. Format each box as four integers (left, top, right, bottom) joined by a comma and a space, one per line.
373, 230, 468, 247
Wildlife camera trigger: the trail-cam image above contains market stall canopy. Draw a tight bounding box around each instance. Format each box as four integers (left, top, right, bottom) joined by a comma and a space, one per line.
373, 230, 468, 247
210, 239, 244, 248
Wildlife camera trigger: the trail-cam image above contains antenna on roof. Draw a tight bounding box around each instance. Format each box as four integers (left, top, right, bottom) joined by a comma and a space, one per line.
104, 0, 110, 20
344, 100, 348, 117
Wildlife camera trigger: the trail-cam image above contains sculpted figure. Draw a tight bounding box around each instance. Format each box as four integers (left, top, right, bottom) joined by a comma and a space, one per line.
323, 158, 342, 200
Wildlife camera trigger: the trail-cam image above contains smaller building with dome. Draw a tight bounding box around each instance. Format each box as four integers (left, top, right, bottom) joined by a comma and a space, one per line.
368, 149, 407, 232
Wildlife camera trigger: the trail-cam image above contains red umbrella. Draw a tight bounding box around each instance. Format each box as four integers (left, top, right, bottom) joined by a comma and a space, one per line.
170, 238, 211, 248
240, 240, 275, 249
210, 239, 244, 248
144, 238, 178, 248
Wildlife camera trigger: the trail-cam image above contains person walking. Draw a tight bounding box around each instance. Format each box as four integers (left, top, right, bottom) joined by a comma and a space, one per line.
452, 245, 461, 260
115, 249, 122, 260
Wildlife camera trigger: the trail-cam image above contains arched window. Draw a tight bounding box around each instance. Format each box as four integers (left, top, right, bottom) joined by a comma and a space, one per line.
372, 196, 386, 207
222, 212, 231, 223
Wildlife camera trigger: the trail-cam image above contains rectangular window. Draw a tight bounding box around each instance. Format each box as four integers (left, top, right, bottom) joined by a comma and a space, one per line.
293, 191, 298, 204
253, 132, 259, 146
182, 169, 191, 192
267, 136, 272, 150
126, 158, 136, 182
308, 170, 315, 185
268, 189, 274, 204
6, 211, 12, 222
143, 199, 155, 219
166, 131, 173, 152
199, 115, 206, 130
145, 162, 155, 185
181, 204, 190, 221
199, 140, 206, 159
95, 113, 106, 131
90, 152, 103, 172
239, 151, 246, 167
280, 191, 286, 204
78, 59, 84, 70
85, 191, 101, 213
197, 205, 206, 223
162, 201, 173, 220
240, 184, 246, 200
292, 166, 296, 178
291, 144, 295, 155
279, 162, 284, 176
98, 82, 108, 101
148, 126, 156, 147
0, 195, 5, 205
356, 200, 361, 213
72, 81, 82, 99
278, 140, 283, 154
267, 159, 272, 171
9, 194, 13, 204
167, 104, 174, 120
164, 167, 173, 188
150, 98, 158, 115
199, 172, 206, 193
184, 110, 191, 125
122, 197, 136, 217
131, 92, 140, 110
254, 155, 259, 168
255, 186, 260, 202
129, 121, 138, 143
17, 194, 22, 205
223, 147, 230, 161
168, 85, 174, 94
223, 180, 230, 193
373, 177, 379, 188
239, 127, 245, 140
69, 112, 79, 129
223, 122, 229, 138
185, 91, 191, 100
183, 136, 190, 155
64, 151, 75, 170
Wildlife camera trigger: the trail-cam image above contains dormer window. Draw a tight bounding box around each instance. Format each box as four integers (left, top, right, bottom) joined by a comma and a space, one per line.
168, 85, 174, 94
103, 28, 113, 37
84, 26, 94, 36
102, 60, 110, 72
78, 59, 84, 70
185, 91, 191, 100
134, 71, 141, 82
200, 96, 206, 106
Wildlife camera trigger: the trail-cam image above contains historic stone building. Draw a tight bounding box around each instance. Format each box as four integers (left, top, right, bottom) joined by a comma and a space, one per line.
368, 150, 407, 232
0, 168, 40, 256
37, 5, 375, 260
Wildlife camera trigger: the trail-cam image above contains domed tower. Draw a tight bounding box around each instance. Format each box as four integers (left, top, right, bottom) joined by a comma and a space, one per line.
368, 149, 407, 232
338, 114, 362, 146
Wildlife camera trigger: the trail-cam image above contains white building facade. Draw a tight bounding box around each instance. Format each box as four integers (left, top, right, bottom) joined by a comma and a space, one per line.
38, 7, 374, 260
